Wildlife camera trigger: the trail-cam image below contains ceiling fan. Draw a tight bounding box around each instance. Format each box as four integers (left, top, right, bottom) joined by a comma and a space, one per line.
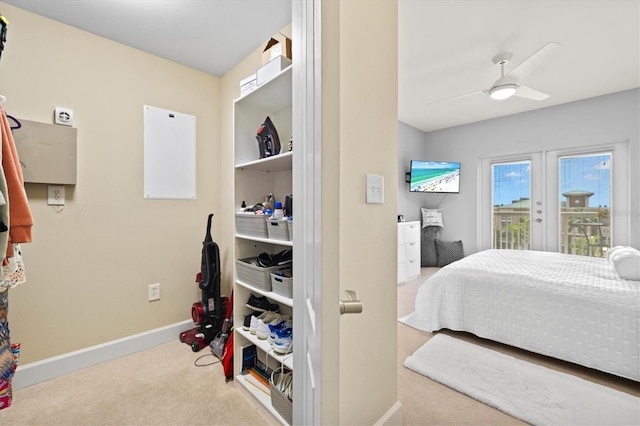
431, 41, 562, 104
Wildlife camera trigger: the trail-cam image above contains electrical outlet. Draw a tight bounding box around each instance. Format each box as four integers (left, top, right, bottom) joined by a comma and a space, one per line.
47, 185, 65, 205
148, 283, 160, 301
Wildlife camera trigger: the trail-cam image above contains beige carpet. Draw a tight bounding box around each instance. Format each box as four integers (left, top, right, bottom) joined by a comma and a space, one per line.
0, 340, 272, 425
0, 268, 637, 425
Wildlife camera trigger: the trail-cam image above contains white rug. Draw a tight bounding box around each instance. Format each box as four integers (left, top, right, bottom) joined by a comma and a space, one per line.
404, 334, 640, 426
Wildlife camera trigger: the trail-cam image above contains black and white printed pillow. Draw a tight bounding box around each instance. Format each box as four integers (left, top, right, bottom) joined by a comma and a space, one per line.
435, 240, 464, 267
421, 208, 444, 228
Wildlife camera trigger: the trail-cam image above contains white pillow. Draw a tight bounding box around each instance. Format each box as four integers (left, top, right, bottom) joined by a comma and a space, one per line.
421, 208, 444, 228
607, 245, 632, 262
608, 246, 640, 281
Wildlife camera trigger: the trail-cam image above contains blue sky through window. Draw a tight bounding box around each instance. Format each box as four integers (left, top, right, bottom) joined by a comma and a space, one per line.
492, 155, 611, 207
493, 162, 530, 206
560, 154, 610, 207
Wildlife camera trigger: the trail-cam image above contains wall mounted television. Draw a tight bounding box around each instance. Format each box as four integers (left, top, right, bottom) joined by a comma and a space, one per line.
409, 160, 461, 193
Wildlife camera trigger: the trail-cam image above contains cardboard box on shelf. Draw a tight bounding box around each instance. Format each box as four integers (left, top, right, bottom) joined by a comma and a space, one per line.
261, 33, 292, 65
257, 56, 292, 86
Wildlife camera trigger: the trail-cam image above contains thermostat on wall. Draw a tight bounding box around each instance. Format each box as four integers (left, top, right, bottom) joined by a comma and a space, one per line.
55, 106, 74, 126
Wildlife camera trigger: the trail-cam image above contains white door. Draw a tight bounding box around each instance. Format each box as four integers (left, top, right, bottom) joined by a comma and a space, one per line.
293, 1, 400, 425
546, 141, 631, 253
292, 2, 322, 424
479, 152, 544, 251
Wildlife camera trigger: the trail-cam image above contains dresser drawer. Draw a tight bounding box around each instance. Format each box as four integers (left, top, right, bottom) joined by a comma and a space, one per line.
404, 223, 420, 243
406, 241, 420, 261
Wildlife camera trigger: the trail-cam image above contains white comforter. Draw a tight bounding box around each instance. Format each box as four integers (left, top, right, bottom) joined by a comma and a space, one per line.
401, 249, 640, 381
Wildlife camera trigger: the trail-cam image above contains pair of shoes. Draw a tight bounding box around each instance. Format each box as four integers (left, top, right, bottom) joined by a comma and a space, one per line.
249, 311, 280, 335
265, 320, 292, 354
272, 329, 292, 354
243, 311, 260, 331
246, 295, 279, 313
256, 313, 290, 340
267, 320, 292, 346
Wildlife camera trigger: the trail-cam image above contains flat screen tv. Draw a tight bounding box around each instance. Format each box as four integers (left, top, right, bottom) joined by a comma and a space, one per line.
409, 160, 461, 193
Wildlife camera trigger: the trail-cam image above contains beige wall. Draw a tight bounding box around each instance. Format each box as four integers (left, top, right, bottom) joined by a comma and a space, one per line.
0, 3, 221, 364
0, 3, 400, 422
322, 1, 400, 424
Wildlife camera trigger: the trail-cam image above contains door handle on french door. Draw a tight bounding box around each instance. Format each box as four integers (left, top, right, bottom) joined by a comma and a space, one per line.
536, 218, 542, 222
339, 290, 363, 315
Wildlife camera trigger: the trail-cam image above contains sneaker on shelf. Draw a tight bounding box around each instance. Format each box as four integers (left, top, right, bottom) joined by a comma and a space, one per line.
249, 311, 280, 335
272, 327, 293, 354
267, 320, 293, 346
243, 311, 260, 331
246, 295, 279, 313
256, 314, 290, 340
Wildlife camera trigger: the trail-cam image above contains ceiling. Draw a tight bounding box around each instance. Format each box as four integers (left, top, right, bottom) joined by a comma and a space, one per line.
2, 0, 639, 132
1, 0, 293, 77
399, 1, 639, 132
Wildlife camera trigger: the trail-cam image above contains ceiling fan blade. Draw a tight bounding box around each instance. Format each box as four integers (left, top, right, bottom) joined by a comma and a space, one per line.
508, 41, 561, 82
514, 84, 550, 101
428, 90, 485, 105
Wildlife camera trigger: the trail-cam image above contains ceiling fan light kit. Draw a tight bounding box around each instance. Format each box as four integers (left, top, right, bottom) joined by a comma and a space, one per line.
429, 42, 560, 105
489, 84, 518, 100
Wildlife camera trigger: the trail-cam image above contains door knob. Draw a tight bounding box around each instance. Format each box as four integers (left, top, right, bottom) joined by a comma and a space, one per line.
340, 290, 363, 315
536, 218, 542, 222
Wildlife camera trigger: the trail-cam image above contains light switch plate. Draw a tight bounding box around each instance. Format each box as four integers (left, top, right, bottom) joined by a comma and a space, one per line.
366, 174, 384, 204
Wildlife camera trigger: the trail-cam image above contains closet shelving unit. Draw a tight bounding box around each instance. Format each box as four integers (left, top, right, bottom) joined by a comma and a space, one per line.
233, 65, 293, 424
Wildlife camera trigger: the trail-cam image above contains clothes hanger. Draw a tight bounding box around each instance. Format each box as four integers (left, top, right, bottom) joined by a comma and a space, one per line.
6, 114, 21, 130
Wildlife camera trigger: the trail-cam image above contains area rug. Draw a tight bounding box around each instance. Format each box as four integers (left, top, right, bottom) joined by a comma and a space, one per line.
404, 334, 640, 425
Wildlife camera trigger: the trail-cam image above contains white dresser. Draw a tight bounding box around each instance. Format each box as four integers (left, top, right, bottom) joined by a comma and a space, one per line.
397, 221, 421, 283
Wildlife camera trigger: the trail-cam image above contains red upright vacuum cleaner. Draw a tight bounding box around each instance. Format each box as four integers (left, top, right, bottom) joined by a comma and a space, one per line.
180, 214, 228, 352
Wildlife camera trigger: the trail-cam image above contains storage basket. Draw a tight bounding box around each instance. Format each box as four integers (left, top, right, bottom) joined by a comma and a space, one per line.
236, 213, 268, 238
270, 367, 293, 425
267, 218, 290, 241
236, 257, 291, 291
287, 218, 293, 241
270, 272, 293, 298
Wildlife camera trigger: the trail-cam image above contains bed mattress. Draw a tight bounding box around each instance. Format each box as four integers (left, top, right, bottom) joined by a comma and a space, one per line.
401, 249, 640, 381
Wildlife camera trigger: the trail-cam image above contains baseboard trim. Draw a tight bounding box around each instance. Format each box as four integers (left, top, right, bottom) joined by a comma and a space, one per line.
375, 401, 403, 426
12, 319, 193, 391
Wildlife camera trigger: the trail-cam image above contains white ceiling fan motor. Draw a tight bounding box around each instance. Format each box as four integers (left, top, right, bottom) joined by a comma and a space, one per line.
489, 52, 518, 100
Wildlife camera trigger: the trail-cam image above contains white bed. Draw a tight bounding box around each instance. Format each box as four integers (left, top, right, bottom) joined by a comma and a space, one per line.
401, 249, 640, 381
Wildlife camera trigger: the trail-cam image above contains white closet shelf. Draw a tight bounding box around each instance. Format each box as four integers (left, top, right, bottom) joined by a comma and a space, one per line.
236, 280, 293, 308
235, 151, 292, 172
235, 233, 293, 247
237, 327, 293, 370
234, 65, 292, 111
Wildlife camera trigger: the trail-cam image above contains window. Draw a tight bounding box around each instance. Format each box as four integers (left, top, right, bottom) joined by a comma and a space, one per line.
559, 153, 611, 257
492, 161, 531, 250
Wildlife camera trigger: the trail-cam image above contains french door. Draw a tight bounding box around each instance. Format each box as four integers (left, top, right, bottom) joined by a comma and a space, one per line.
479, 141, 630, 255
479, 152, 544, 251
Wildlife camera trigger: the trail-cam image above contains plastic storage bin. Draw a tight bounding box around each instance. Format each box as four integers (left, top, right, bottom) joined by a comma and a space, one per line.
236, 213, 268, 238
270, 368, 293, 425
270, 272, 293, 298
267, 218, 289, 241
236, 257, 291, 291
